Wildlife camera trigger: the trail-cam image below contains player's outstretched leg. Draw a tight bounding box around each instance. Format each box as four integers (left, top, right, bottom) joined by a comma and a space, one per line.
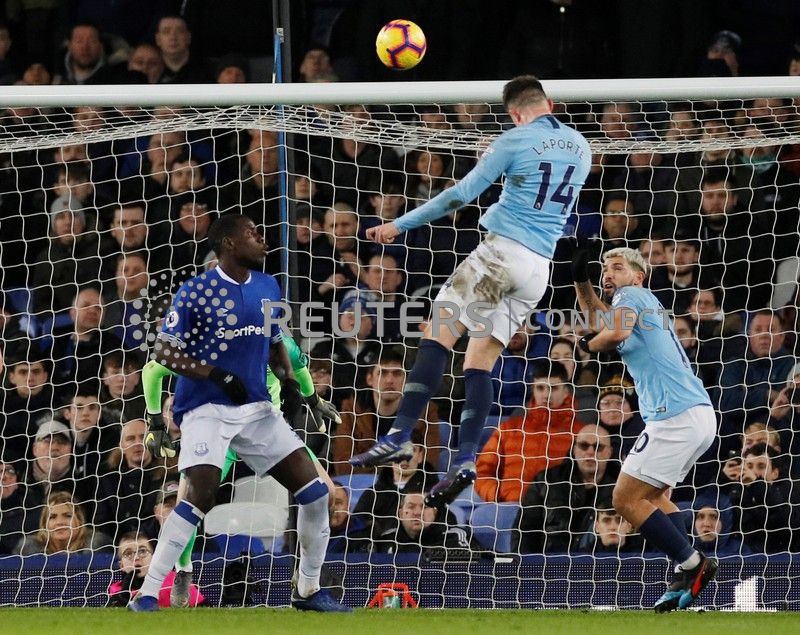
129, 466, 220, 612
426, 336, 503, 507
271, 449, 351, 612
350, 338, 451, 467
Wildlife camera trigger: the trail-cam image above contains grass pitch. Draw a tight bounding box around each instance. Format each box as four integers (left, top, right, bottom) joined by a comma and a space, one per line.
1, 608, 799, 635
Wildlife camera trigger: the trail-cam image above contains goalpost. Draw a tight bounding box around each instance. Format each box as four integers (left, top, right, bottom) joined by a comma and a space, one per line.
0, 76, 799, 609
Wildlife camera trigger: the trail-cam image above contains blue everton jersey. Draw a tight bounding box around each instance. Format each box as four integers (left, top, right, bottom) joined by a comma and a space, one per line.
395, 114, 591, 258
612, 285, 711, 422
160, 266, 283, 424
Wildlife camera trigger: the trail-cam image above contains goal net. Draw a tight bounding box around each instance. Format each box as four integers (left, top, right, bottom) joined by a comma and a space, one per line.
0, 77, 799, 609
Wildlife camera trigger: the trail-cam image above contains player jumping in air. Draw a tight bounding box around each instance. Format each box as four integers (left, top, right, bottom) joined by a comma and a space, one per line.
141, 333, 340, 607
129, 215, 349, 612
351, 75, 592, 508
571, 245, 718, 611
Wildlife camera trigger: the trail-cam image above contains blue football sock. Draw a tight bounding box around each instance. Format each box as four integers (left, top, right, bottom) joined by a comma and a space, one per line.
454, 369, 493, 464
668, 510, 692, 535
388, 339, 449, 438
639, 508, 696, 563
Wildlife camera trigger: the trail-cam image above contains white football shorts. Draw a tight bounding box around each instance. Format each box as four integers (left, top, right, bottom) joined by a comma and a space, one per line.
178, 400, 304, 477
433, 233, 550, 346
621, 404, 717, 488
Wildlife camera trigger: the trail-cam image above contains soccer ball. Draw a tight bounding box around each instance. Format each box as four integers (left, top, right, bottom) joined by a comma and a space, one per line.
376, 19, 427, 70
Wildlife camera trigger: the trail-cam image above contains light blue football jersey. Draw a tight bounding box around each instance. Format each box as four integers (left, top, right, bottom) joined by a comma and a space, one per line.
394, 114, 591, 258
612, 285, 712, 422
160, 266, 283, 424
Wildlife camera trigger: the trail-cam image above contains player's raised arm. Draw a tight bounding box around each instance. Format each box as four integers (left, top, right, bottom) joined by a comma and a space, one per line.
366, 138, 512, 244
568, 239, 610, 331
155, 325, 248, 404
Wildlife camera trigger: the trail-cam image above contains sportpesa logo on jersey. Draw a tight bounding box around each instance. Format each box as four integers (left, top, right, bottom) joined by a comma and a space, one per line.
216, 324, 265, 339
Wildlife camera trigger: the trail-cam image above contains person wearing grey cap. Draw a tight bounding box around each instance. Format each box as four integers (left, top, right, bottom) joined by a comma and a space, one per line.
24, 420, 88, 505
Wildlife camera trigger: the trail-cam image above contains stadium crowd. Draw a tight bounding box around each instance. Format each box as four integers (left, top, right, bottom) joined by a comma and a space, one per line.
3, 3, 800, 571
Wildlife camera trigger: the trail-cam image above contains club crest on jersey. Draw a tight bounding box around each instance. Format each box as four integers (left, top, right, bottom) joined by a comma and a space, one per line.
165, 310, 179, 328
194, 442, 209, 456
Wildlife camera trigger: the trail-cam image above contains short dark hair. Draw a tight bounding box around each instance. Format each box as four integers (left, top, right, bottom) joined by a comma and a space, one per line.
377, 345, 405, 368
700, 167, 734, 190
533, 360, 570, 384
743, 442, 780, 462
208, 214, 248, 254
697, 287, 723, 309
503, 75, 547, 109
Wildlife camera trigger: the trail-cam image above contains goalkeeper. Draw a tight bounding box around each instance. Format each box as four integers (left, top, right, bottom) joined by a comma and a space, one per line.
142, 335, 340, 608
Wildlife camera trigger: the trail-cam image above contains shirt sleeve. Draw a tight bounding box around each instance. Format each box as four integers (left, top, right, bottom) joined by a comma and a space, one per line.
268, 280, 284, 345
159, 283, 193, 346
394, 135, 514, 233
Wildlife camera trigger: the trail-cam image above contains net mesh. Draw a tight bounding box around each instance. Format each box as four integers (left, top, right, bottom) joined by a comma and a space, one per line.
1, 92, 799, 609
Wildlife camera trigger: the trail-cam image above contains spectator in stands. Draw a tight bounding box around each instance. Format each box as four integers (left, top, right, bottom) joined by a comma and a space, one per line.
371, 490, 473, 555
54, 23, 121, 85
489, 328, 538, 420
595, 375, 644, 461
332, 346, 439, 475
574, 501, 640, 555
717, 311, 794, 429
219, 130, 282, 272
20, 62, 51, 85
719, 419, 782, 490
0, 351, 54, 465
767, 363, 800, 475
649, 233, 703, 316
155, 15, 209, 84
215, 53, 248, 84
167, 197, 217, 277
514, 424, 618, 554
691, 491, 751, 557
612, 149, 679, 220
475, 362, 580, 504
307, 105, 400, 208
695, 169, 773, 311
50, 285, 123, 387
299, 46, 334, 82
686, 288, 744, 340
102, 252, 149, 349
127, 44, 164, 84
14, 491, 112, 555
701, 30, 741, 76
326, 484, 370, 554
140, 479, 179, 540
0, 461, 41, 554
25, 421, 85, 503
103, 202, 170, 278
99, 350, 146, 424
638, 236, 668, 271
356, 252, 408, 343
672, 315, 719, 389
119, 131, 187, 202
107, 532, 203, 607
95, 419, 166, 542
310, 202, 360, 310
727, 444, 792, 553
405, 149, 456, 205
353, 428, 438, 534
599, 192, 649, 249
359, 181, 409, 266
62, 381, 118, 487
549, 336, 597, 420
31, 194, 102, 315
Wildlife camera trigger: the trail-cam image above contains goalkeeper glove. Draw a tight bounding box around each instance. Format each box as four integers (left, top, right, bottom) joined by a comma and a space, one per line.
280, 377, 303, 422
563, 236, 591, 283
145, 412, 177, 459
209, 367, 248, 404
304, 392, 342, 433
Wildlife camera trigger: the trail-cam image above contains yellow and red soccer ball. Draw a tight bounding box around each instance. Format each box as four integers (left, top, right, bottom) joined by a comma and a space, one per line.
376, 20, 426, 70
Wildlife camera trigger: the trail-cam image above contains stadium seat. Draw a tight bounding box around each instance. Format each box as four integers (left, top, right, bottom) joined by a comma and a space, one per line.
204, 502, 289, 539
233, 475, 289, 507
211, 533, 267, 558
470, 503, 520, 553
333, 473, 376, 512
